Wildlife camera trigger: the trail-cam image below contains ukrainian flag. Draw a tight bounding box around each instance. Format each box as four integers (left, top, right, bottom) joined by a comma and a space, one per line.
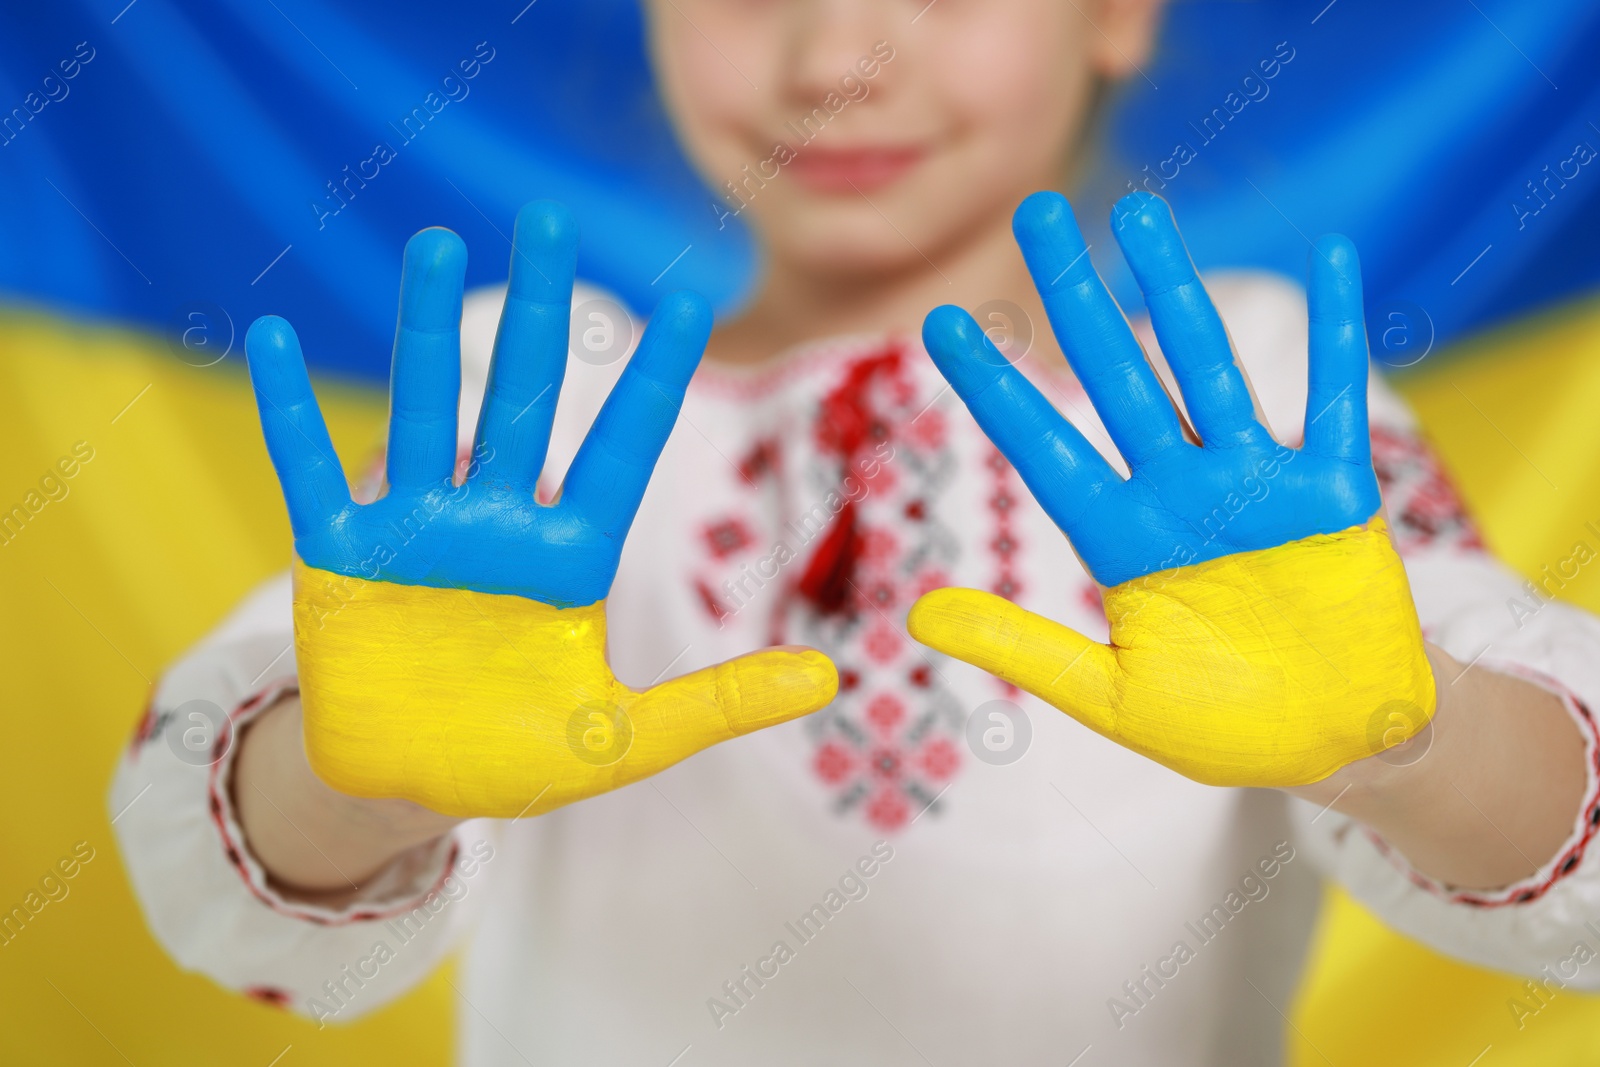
1, 1, 1598, 1063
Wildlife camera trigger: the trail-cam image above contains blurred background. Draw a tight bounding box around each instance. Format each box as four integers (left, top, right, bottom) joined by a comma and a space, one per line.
2, 0, 1599, 1062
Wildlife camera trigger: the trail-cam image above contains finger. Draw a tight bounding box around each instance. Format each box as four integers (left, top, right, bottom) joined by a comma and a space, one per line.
1303, 234, 1370, 463
1013, 191, 1186, 469
560, 290, 712, 535
244, 315, 351, 537
922, 304, 1120, 535
471, 201, 580, 489
623, 646, 838, 778
386, 227, 467, 490
908, 588, 1116, 733
1112, 192, 1269, 447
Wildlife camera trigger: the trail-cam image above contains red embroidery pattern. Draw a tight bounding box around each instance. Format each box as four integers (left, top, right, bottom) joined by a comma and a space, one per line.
987, 447, 1023, 600
689, 433, 789, 632
128, 697, 161, 760
245, 986, 293, 1009
766, 342, 965, 833
703, 518, 755, 560
985, 447, 1026, 697
1371, 425, 1485, 554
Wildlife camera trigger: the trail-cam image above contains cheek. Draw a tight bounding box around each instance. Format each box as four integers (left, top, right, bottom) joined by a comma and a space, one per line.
648, 8, 780, 184
935, 15, 1096, 175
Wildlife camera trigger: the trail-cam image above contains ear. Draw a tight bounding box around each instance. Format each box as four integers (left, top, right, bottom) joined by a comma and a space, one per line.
1086, 0, 1167, 80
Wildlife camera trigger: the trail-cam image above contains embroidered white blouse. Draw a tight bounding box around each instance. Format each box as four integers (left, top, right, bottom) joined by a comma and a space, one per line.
111, 273, 1600, 1067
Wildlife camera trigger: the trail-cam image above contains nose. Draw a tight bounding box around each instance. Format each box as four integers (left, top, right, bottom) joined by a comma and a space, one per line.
780, 0, 893, 105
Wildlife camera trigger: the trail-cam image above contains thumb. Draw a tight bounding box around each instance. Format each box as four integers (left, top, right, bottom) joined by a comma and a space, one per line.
623, 646, 838, 776
908, 588, 1118, 733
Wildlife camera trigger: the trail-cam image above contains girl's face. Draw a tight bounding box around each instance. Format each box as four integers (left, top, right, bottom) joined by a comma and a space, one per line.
645, 0, 1164, 281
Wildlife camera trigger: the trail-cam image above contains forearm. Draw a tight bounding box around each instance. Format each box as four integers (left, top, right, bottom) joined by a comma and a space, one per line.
1288, 643, 1587, 890
233, 695, 463, 901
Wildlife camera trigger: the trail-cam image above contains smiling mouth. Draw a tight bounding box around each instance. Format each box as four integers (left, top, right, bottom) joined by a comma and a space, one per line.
785, 145, 927, 194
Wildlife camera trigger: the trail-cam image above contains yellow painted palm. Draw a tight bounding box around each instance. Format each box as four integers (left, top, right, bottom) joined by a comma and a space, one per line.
248, 203, 835, 818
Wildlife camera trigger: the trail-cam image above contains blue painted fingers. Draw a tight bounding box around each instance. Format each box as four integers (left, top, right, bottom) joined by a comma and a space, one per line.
1111, 192, 1270, 447
562, 289, 711, 536
386, 226, 467, 490
470, 201, 579, 490
244, 314, 351, 539
920, 304, 1119, 536
1012, 191, 1187, 469
1303, 234, 1371, 464
243, 201, 715, 607
922, 190, 1382, 586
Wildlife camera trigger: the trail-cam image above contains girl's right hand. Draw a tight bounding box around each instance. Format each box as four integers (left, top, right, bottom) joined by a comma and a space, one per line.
244, 201, 836, 820
909, 192, 1433, 789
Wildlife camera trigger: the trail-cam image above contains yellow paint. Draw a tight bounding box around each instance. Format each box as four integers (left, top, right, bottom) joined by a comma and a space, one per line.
910, 518, 1433, 786
293, 560, 837, 818
1290, 290, 1600, 1067
0, 308, 451, 1065
5, 290, 1600, 1064
1291, 885, 1600, 1066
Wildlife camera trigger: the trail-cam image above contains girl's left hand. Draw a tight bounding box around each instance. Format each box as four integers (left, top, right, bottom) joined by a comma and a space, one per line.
909, 191, 1435, 788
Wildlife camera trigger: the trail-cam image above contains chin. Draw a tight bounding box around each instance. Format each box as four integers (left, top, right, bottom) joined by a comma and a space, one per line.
758, 200, 950, 281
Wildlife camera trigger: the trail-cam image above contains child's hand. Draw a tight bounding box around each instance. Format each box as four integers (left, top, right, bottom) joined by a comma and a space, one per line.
909, 191, 1433, 788
246, 202, 836, 819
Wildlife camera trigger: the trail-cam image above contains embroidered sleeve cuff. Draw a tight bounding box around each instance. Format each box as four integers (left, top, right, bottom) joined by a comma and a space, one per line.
1364, 662, 1600, 908
207, 679, 465, 927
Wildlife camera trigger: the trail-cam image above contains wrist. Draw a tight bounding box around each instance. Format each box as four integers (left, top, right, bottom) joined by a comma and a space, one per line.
1284, 642, 1457, 809
1288, 642, 1591, 890
234, 694, 463, 895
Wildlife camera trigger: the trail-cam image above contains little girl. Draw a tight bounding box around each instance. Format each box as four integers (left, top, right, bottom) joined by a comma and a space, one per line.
111, 2, 1600, 1064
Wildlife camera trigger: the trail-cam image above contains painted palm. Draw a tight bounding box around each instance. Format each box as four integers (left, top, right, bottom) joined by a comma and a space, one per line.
909, 192, 1433, 786
247, 202, 835, 818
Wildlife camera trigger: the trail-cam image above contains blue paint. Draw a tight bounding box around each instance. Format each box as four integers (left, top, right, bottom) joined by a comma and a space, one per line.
2, 1, 1595, 379
922, 191, 1380, 588
246, 201, 712, 607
